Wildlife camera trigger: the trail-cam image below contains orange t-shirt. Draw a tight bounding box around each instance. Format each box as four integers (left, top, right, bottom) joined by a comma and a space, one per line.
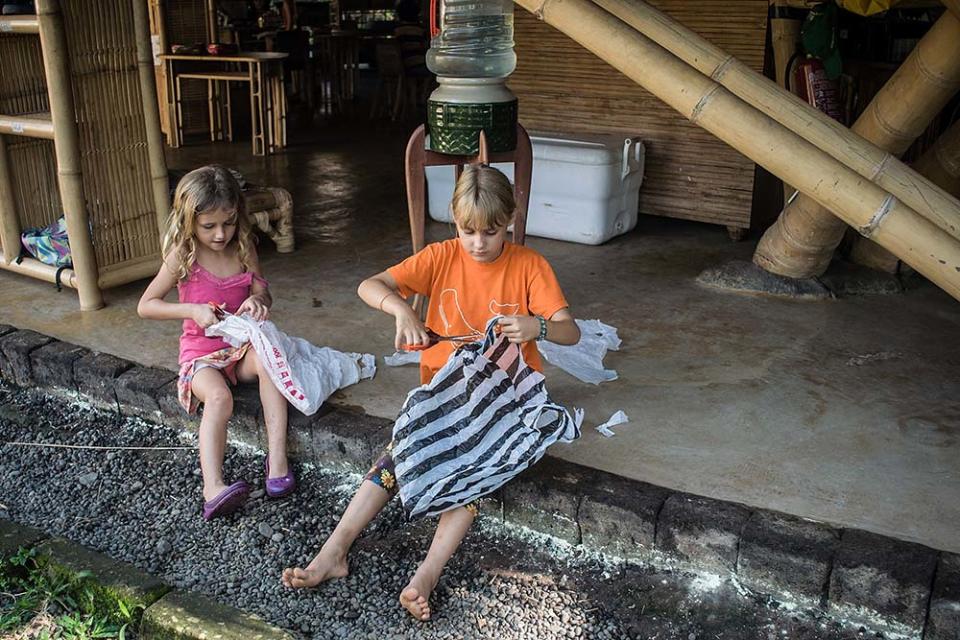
388, 239, 569, 384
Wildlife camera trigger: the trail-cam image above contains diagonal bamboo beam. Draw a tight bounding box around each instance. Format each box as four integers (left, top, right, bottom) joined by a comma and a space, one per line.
851, 119, 960, 272
513, 0, 960, 301
755, 11, 960, 277
592, 0, 960, 248
944, 0, 960, 19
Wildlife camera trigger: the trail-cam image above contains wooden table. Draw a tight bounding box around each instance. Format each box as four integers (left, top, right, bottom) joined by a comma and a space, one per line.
161, 52, 288, 156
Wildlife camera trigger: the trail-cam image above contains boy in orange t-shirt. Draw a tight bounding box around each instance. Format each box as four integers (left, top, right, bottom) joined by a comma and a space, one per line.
283, 165, 580, 620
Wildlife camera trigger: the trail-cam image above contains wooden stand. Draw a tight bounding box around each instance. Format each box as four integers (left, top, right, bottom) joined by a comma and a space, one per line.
404, 123, 533, 255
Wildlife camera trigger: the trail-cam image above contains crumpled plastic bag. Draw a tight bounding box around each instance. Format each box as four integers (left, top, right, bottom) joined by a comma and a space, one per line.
537, 319, 621, 385
596, 410, 629, 437
384, 350, 422, 367
207, 315, 376, 415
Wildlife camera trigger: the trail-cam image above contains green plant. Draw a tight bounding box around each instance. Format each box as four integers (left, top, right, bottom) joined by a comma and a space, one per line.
0, 547, 140, 639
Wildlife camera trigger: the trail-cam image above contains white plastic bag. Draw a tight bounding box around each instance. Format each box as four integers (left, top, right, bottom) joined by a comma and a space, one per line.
207, 315, 376, 415
384, 350, 421, 367
537, 319, 621, 385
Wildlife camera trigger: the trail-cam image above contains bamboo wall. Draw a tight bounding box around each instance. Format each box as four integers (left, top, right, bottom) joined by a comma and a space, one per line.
508, 0, 769, 229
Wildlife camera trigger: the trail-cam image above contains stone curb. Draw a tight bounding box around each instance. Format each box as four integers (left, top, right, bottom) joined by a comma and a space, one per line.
1, 328, 955, 638
0, 518, 291, 640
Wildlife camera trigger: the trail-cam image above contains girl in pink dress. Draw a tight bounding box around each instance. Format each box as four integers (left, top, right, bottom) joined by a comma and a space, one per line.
138, 166, 295, 521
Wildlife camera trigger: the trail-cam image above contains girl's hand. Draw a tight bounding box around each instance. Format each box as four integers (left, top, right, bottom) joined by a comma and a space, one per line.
395, 310, 430, 351
238, 295, 270, 322
192, 303, 220, 329
498, 315, 540, 343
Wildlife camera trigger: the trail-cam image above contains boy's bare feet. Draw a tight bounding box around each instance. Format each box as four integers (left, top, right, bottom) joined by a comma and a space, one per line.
399, 568, 440, 621
282, 544, 349, 589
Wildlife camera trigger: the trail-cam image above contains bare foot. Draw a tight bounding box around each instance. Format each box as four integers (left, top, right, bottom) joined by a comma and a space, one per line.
399, 570, 439, 621
281, 545, 349, 589
202, 482, 230, 503
267, 451, 289, 478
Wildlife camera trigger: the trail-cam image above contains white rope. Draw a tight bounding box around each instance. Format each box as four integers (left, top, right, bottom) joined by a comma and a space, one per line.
3, 441, 196, 451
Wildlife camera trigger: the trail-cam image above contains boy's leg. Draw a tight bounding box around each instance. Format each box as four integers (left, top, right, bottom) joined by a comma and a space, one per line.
237, 348, 289, 477
190, 367, 234, 502
400, 505, 476, 621
282, 480, 392, 588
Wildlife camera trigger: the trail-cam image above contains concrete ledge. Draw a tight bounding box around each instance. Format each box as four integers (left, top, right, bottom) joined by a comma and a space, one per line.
655, 493, 750, 574
3, 330, 955, 636
74, 351, 134, 409
579, 471, 668, 561
0, 329, 54, 385
0, 518, 48, 558
38, 537, 169, 613
141, 590, 294, 640
926, 553, 960, 640
116, 366, 178, 421
30, 340, 90, 392
738, 511, 839, 604
828, 530, 938, 635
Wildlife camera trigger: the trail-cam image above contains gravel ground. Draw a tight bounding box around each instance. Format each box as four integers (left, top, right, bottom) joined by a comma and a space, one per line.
0, 382, 881, 640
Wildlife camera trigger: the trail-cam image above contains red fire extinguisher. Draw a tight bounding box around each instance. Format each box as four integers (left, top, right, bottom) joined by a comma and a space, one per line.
791, 57, 845, 124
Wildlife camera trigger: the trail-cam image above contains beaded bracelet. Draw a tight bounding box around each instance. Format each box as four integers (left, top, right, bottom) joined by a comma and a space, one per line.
535, 315, 548, 341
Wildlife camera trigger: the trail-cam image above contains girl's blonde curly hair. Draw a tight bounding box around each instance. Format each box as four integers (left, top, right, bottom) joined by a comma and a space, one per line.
162, 166, 253, 281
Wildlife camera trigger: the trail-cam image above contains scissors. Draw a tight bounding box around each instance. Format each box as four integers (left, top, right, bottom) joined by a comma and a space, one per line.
401, 328, 483, 351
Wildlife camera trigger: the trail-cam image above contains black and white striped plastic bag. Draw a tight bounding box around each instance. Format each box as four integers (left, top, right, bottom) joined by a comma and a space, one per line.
392, 318, 583, 519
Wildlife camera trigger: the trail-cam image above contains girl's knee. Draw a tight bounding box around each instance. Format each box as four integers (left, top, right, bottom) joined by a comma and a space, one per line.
204, 388, 234, 413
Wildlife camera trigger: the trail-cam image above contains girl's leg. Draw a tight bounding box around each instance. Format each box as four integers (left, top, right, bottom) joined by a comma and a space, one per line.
400, 505, 476, 621
282, 480, 391, 588
236, 348, 289, 477
190, 368, 234, 502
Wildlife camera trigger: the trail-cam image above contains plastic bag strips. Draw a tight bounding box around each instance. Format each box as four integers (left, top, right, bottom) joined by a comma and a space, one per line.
207, 315, 376, 416
392, 318, 583, 520
537, 318, 621, 385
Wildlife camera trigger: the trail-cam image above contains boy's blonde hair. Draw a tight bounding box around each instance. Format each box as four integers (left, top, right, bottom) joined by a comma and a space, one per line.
451, 164, 515, 230
161, 166, 253, 281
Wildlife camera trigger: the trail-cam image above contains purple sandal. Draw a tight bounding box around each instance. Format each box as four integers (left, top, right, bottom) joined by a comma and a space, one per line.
202, 480, 250, 521
265, 458, 296, 498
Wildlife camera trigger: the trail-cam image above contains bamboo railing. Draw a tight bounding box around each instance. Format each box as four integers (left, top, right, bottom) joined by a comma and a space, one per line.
513, 0, 960, 301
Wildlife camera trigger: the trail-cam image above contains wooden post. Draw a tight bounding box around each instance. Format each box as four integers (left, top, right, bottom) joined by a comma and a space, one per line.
132, 0, 171, 239
37, 0, 104, 310
513, 0, 960, 300
0, 137, 21, 265
755, 11, 960, 277
944, 0, 960, 19
850, 119, 960, 272
591, 0, 960, 247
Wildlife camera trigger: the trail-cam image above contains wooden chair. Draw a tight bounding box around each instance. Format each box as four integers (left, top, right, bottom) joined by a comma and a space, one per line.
371, 41, 406, 121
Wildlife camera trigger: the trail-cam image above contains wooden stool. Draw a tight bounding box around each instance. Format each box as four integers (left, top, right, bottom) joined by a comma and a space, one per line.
404, 123, 533, 312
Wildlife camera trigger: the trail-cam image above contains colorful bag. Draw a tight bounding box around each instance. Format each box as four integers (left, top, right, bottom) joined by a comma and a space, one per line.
20, 216, 72, 268
392, 317, 583, 519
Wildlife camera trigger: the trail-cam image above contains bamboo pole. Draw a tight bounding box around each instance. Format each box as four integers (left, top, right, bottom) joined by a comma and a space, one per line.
514, 0, 960, 300
37, 0, 104, 310
0, 250, 78, 288
850, 119, 960, 272
97, 255, 161, 288
756, 11, 960, 277
132, 0, 171, 238
770, 16, 801, 202
944, 0, 960, 19
590, 0, 960, 247
0, 137, 21, 264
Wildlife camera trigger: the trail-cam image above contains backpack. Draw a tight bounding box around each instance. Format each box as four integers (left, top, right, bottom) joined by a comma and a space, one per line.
21, 216, 73, 268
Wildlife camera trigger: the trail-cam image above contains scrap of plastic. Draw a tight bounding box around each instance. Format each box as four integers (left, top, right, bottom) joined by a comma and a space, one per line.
537, 319, 621, 385
596, 410, 629, 438
385, 350, 422, 367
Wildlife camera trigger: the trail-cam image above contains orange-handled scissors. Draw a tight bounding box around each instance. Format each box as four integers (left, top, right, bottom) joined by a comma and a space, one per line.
401, 328, 483, 351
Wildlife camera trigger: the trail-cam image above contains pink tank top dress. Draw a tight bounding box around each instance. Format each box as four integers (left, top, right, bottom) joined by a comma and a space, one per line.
177, 262, 269, 365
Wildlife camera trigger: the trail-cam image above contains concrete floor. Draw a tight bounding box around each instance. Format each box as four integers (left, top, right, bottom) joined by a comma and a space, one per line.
3, 120, 959, 554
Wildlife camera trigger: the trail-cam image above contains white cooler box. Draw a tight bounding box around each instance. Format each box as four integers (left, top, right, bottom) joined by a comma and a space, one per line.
426, 133, 645, 245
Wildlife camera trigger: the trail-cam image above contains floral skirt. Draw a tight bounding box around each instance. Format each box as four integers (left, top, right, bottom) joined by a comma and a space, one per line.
177, 344, 251, 414
363, 441, 479, 517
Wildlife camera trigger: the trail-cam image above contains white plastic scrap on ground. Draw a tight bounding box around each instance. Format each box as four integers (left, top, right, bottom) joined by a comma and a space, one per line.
384, 350, 421, 367
537, 318, 621, 385
596, 410, 629, 438
207, 315, 376, 416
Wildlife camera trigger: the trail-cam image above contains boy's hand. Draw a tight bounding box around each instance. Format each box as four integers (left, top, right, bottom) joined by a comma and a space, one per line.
498, 315, 540, 343
395, 310, 430, 351
238, 295, 270, 322
191, 304, 220, 329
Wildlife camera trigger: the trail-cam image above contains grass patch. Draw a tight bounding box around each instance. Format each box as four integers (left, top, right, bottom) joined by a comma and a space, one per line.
0, 547, 144, 639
